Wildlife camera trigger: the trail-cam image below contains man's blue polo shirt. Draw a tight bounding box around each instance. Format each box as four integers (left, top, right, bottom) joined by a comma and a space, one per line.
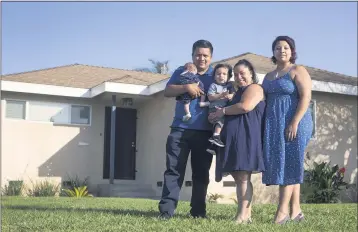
166, 65, 215, 131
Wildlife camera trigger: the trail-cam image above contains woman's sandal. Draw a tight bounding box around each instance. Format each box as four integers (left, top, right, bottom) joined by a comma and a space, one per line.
235, 216, 253, 224
292, 212, 304, 222
274, 215, 290, 225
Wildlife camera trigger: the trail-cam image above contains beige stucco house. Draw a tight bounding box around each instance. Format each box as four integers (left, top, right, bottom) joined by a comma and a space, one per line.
1, 53, 357, 203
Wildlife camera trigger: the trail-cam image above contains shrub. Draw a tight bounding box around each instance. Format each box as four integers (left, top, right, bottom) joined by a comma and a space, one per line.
63, 186, 93, 197
229, 193, 238, 204
62, 174, 89, 191
60, 175, 90, 197
27, 179, 60, 197
207, 193, 224, 203
2, 180, 24, 196
301, 161, 347, 203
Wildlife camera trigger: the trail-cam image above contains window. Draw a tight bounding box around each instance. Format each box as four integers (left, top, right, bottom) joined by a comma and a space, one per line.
309, 100, 317, 139
5, 99, 91, 126
28, 101, 69, 123
5, 100, 26, 119
71, 105, 90, 125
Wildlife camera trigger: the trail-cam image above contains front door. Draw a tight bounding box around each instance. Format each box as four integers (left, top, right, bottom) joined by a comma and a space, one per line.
103, 107, 137, 180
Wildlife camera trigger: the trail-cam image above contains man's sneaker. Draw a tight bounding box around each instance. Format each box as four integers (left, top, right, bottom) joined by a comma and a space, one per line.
199, 101, 210, 107
190, 213, 208, 219
208, 135, 225, 147
158, 212, 172, 220
182, 113, 191, 122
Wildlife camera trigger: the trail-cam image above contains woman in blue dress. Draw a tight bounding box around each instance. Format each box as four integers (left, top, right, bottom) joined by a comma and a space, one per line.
210, 59, 266, 224
262, 36, 313, 224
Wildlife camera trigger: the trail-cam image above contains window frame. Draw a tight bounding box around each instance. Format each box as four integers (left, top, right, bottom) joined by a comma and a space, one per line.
68, 104, 92, 126
4, 99, 28, 120
4, 99, 92, 126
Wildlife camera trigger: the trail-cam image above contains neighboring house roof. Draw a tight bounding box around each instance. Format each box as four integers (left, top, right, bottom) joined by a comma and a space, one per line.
212, 53, 357, 86
1, 64, 170, 88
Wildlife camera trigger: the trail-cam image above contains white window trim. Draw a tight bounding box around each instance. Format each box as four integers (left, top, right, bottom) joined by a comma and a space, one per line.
68, 104, 92, 126
3, 98, 27, 120
3, 98, 92, 126
310, 99, 317, 140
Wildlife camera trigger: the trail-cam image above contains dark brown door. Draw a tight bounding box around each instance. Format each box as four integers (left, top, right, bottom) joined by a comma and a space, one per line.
103, 107, 137, 180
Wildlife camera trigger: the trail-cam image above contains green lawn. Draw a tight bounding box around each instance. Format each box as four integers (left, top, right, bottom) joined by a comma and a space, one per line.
1, 197, 357, 232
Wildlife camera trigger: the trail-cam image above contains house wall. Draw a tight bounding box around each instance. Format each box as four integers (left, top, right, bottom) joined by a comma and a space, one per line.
135, 94, 195, 199
306, 92, 357, 184
1, 92, 92, 189
306, 92, 358, 202
0, 92, 146, 193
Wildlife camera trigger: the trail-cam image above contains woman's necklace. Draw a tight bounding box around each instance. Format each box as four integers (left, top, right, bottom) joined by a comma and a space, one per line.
275, 65, 293, 79
275, 71, 280, 78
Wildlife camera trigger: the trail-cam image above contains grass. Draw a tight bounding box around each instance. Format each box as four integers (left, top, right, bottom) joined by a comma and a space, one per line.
1, 197, 357, 232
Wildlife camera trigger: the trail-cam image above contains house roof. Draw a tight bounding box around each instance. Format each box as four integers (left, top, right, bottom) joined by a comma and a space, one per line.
212, 53, 357, 86
1, 64, 170, 89
2, 53, 356, 88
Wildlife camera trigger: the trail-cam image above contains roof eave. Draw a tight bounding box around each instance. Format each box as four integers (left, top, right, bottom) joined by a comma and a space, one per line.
1, 78, 357, 98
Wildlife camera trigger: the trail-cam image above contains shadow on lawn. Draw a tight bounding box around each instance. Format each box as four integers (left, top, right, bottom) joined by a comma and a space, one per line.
3, 205, 196, 220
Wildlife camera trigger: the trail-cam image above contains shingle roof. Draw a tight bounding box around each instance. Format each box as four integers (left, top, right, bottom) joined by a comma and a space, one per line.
1, 64, 170, 88
212, 53, 357, 86
2, 53, 356, 88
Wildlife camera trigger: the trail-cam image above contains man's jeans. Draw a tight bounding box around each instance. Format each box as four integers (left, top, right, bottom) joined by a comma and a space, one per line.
158, 128, 213, 216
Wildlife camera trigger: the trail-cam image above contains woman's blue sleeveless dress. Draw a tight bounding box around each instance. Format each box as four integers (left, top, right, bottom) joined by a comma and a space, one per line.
262, 71, 313, 185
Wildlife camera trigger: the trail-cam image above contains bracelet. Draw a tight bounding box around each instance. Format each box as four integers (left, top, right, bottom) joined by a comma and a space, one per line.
223, 107, 226, 115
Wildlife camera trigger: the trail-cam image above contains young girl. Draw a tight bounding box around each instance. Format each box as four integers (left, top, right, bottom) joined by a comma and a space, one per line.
176, 63, 209, 121
207, 63, 234, 147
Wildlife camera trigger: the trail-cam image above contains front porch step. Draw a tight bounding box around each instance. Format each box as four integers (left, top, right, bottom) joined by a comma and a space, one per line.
97, 183, 159, 200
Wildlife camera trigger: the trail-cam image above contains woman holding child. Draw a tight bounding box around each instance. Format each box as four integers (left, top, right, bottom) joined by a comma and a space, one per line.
207, 36, 311, 225
209, 59, 266, 224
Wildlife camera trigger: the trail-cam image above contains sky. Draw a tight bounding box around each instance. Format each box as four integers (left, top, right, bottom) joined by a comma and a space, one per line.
1, 2, 357, 77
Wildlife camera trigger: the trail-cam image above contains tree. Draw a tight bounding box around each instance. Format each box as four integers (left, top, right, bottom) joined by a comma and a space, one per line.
135, 59, 170, 74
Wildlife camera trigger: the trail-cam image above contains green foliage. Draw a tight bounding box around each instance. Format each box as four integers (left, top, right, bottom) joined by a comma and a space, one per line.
2, 197, 357, 231
27, 179, 60, 197
63, 186, 93, 197
134, 59, 170, 74
63, 174, 89, 190
60, 175, 90, 197
2, 180, 24, 196
207, 193, 224, 203
229, 192, 238, 204
301, 161, 347, 203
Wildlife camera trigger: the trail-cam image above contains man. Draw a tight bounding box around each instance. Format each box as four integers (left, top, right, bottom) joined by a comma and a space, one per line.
158, 40, 215, 219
